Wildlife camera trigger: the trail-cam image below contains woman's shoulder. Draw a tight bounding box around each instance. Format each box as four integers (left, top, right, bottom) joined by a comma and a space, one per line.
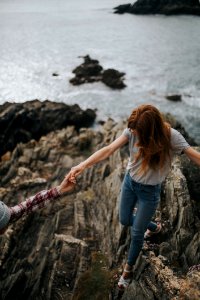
122, 128, 131, 139
170, 127, 183, 139
170, 127, 190, 152
122, 128, 137, 141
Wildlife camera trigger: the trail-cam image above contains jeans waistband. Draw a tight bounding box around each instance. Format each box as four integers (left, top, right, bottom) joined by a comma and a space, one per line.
127, 171, 160, 188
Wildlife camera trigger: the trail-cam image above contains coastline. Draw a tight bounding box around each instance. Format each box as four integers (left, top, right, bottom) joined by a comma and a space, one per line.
0, 1, 200, 297
0, 99, 198, 161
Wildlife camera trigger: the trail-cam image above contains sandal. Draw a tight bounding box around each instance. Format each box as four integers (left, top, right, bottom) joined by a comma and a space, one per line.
117, 269, 132, 290
144, 222, 162, 239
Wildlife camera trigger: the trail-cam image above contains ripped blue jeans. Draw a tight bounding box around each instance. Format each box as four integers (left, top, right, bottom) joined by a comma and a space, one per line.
119, 172, 161, 266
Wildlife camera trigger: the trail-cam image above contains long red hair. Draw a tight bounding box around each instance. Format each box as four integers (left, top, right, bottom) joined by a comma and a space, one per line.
128, 104, 171, 173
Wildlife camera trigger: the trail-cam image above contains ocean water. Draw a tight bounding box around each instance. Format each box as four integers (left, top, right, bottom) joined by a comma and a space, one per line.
0, 0, 200, 142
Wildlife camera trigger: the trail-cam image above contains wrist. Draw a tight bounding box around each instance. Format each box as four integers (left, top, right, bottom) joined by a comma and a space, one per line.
79, 162, 87, 170
79, 162, 87, 171
56, 185, 63, 195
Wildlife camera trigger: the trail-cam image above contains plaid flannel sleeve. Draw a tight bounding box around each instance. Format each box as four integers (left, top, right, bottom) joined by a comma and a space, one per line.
9, 187, 61, 223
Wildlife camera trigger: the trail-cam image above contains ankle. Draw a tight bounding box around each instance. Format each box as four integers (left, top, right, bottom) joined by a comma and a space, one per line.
122, 263, 133, 278
122, 271, 130, 279
125, 263, 132, 271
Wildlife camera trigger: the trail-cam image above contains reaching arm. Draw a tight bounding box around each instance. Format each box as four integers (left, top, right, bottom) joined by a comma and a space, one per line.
184, 147, 200, 167
9, 180, 75, 223
66, 134, 128, 182
0, 179, 74, 234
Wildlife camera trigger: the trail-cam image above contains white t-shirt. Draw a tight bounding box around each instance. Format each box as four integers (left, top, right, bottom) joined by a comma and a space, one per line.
122, 127, 190, 185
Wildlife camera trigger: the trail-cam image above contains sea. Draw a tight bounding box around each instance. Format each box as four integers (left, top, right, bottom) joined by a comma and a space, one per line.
0, 0, 200, 143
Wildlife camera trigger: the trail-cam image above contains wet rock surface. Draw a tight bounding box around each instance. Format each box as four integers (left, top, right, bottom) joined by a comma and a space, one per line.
166, 94, 182, 102
70, 55, 126, 89
102, 69, 126, 89
0, 117, 199, 299
114, 0, 200, 16
0, 100, 96, 158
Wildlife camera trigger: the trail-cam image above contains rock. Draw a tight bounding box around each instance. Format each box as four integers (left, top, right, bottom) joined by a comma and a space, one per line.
0, 117, 199, 299
52, 73, 59, 76
163, 113, 197, 146
0, 100, 96, 158
70, 55, 126, 89
113, 4, 132, 14
185, 232, 200, 266
102, 69, 126, 89
159, 242, 171, 258
114, 0, 200, 16
1, 151, 11, 162
179, 269, 200, 300
70, 55, 103, 85
162, 158, 196, 258
179, 147, 200, 202
122, 279, 152, 299
166, 94, 182, 102
72, 55, 103, 77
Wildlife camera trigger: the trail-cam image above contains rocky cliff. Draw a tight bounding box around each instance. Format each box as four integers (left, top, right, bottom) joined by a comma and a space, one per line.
114, 0, 200, 15
0, 115, 199, 299
0, 100, 96, 158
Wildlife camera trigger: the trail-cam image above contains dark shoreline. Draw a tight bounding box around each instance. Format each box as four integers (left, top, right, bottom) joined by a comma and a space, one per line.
0, 100, 96, 158
0, 99, 198, 160
114, 1, 200, 16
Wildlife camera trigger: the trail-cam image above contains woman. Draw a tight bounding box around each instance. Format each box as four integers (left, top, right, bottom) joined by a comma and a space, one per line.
0, 177, 74, 235
66, 104, 200, 289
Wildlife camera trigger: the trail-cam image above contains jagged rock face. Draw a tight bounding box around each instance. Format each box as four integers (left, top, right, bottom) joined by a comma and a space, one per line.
114, 0, 200, 15
0, 120, 199, 299
0, 125, 101, 300
0, 100, 96, 158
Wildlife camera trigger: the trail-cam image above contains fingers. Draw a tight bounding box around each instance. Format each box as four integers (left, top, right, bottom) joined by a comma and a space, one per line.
59, 177, 76, 194
65, 174, 76, 184
65, 169, 78, 183
65, 173, 71, 181
65, 164, 84, 184
60, 164, 85, 194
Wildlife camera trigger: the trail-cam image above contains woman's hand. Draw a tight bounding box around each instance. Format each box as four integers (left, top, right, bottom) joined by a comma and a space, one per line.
58, 177, 75, 194
65, 163, 85, 183
65, 135, 128, 183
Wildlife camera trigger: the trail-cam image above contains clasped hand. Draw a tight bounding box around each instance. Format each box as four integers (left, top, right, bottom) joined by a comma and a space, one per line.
65, 163, 85, 184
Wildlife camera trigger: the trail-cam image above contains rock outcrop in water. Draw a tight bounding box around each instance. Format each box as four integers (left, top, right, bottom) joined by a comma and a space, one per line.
70, 55, 126, 89
0, 111, 199, 299
114, 0, 200, 16
166, 94, 182, 102
0, 100, 96, 158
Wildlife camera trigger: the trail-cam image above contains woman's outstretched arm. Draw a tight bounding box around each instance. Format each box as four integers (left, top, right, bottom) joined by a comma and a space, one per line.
184, 147, 200, 167
66, 135, 128, 182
